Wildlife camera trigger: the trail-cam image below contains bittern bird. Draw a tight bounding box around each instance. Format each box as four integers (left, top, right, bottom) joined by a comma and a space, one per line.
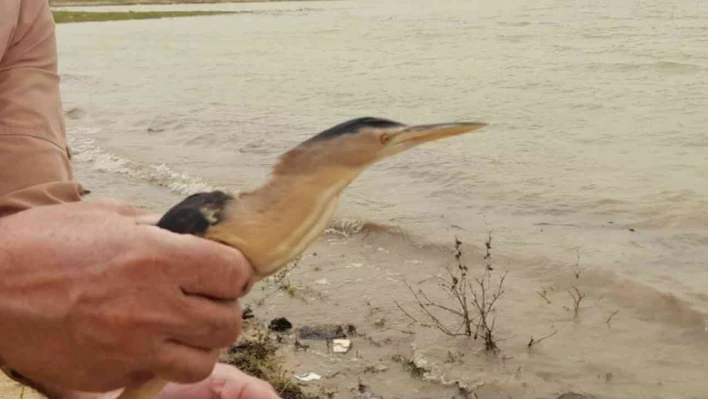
2, 117, 487, 399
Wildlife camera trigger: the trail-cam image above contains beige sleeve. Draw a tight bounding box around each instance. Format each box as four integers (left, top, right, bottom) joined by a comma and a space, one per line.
0, 0, 82, 218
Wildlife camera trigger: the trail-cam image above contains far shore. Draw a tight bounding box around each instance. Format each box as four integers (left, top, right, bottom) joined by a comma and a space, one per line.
52, 10, 237, 23
50, 0, 326, 7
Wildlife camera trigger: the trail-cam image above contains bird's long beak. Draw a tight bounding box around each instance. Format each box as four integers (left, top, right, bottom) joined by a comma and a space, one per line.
389, 122, 488, 147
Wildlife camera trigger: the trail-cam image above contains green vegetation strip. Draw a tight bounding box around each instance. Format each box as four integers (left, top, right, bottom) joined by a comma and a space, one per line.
52, 10, 234, 23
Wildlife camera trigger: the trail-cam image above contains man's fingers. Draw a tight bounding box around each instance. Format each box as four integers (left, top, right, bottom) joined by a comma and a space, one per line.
169, 297, 243, 350
148, 231, 255, 300
152, 341, 220, 384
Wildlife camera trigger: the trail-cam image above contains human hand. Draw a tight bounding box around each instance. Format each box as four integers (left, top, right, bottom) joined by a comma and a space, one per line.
0, 201, 255, 393
55, 363, 280, 399
154, 363, 281, 399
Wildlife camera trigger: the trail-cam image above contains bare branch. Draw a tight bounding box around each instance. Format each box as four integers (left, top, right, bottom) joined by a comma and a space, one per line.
397, 234, 506, 350
537, 289, 551, 304
606, 310, 620, 327
394, 300, 422, 324
527, 329, 558, 348
567, 286, 586, 320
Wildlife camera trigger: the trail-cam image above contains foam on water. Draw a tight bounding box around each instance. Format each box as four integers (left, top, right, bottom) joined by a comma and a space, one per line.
68, 128, 227, 196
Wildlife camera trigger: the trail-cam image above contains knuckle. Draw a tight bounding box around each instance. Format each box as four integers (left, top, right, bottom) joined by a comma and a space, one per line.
210, 307, 242, 346
222, 311, 243, 344
185, 305, 239, 349
221, 252, 252, 297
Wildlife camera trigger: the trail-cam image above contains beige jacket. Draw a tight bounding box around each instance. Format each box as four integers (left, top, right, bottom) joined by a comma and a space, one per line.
0, 0, 82, 218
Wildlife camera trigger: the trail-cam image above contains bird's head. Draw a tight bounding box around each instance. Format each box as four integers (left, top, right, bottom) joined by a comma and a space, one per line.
273, 117, 487, 179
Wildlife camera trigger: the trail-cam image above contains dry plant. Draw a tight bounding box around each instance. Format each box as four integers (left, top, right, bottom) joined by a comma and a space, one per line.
255, 256, 302, 306
606, 310, 620, 327
536, 287, 552, 304
396, 232, 507, 352
567, 286, 586, 320
221, 326, 334, 399
527, 329, 558, 348
390, 354, 428, 379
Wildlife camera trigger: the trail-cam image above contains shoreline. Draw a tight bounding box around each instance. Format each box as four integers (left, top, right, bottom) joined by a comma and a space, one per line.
52, 10, 238, 23
50, 0, 331, 22
49, 0, 329, 7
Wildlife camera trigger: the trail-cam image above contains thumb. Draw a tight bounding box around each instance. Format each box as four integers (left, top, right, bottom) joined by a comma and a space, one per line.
134, 213, 163, 226
213, 365, 281, 399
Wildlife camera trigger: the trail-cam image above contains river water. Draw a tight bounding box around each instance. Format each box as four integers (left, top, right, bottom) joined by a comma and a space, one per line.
54, 0, 707, 397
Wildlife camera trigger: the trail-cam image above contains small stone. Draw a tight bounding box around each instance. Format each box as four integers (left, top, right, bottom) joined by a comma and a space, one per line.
365, 363, 388, 373
268, 317, 292, 332
242, 307, 254, 320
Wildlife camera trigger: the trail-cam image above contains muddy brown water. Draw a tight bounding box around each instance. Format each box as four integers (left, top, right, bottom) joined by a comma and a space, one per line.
6, 0, 706, 398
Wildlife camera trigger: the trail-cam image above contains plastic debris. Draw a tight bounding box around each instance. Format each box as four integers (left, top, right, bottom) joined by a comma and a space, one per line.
332, 339, 351, 353
294, 372, 321, 382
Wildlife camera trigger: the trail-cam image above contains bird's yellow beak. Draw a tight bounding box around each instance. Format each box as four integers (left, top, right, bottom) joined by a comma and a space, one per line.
389, 122, 488, 147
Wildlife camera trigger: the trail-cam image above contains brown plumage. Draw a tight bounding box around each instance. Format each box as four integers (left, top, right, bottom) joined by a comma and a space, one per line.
109, 117, 487, 399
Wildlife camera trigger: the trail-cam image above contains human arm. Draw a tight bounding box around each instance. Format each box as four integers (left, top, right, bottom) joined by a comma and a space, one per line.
0, 0, 84, 218
0, 3, 279, 398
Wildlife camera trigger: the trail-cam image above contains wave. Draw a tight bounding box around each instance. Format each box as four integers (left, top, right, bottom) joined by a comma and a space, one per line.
634, 190, 708, 229
68, 128, 226, 196
585, 60, 705, 73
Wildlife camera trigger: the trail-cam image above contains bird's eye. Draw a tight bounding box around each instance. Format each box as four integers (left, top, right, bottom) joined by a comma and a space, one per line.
380, 133, 391, 144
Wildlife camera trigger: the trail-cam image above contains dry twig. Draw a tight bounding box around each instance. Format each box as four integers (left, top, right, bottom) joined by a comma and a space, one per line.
606, 310, 620, 327
396, 233, 506, 352
568, 286, 586, 320
527, 329, 558, 348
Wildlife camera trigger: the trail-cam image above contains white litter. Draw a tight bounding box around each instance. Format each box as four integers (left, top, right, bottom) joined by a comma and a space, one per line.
315, 278, 329, 285
294, 372, 321, 382
332, 339, 351, 353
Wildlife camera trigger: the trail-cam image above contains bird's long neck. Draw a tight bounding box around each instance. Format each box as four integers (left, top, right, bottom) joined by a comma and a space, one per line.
206, 166, 359, 277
